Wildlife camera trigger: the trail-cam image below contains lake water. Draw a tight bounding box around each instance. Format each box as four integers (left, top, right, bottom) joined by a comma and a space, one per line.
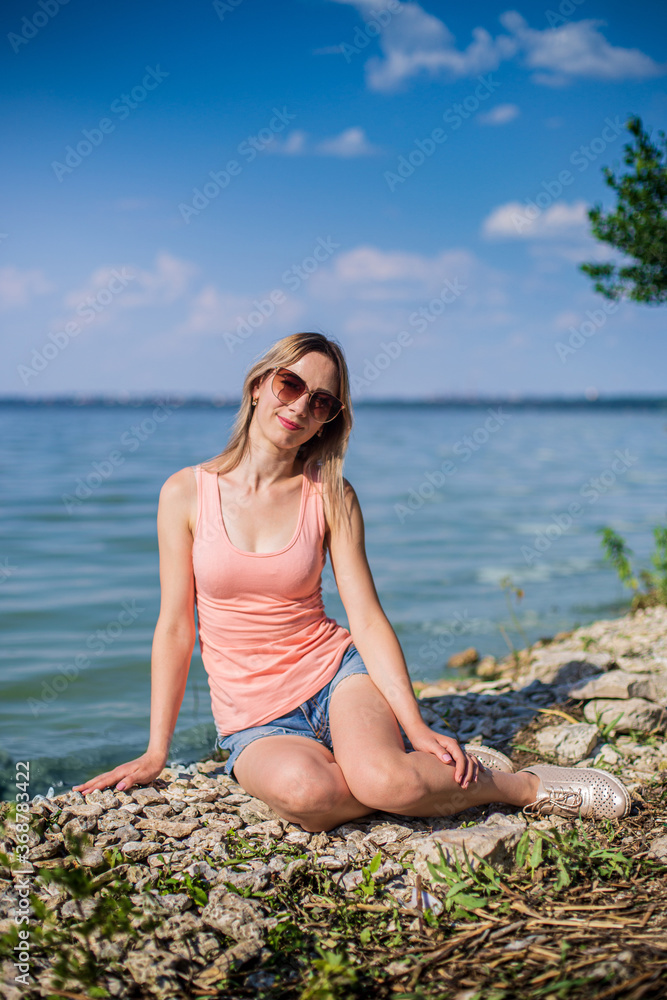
1, 401, 665, 796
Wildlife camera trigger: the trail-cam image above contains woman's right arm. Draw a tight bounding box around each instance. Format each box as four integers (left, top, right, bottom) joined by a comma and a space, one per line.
73, 467, 198, 794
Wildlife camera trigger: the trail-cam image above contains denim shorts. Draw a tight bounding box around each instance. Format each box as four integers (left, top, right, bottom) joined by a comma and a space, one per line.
217, 642, 371, 780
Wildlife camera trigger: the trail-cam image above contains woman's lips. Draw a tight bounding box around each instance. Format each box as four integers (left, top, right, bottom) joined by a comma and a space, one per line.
277, 414, 303, 431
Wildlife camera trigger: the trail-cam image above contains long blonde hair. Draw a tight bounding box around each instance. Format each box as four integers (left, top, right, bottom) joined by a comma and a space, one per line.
201, 332, 354, 536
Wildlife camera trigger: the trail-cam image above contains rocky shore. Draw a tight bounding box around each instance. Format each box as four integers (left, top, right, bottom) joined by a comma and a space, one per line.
2, 605, 667, 999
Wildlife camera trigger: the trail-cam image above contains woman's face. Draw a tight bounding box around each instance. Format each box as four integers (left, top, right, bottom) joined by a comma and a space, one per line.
252, 351, 340, 448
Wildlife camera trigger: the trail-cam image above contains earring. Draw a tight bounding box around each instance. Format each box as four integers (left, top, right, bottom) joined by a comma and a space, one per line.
251, 398, 257, 407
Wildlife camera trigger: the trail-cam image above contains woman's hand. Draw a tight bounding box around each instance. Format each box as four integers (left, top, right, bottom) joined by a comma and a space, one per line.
407, 727, 480, 789
72, 751, 167, 795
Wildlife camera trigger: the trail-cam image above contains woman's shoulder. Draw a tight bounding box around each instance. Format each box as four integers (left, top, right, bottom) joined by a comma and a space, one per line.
159, 466, 199, 507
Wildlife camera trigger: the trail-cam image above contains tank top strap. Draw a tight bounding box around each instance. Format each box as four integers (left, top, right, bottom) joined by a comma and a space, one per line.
192, 464, 221, 542
304, 463, 326, 541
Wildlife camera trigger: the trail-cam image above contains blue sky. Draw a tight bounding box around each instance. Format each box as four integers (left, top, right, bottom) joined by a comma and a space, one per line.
2, 0, 666, 399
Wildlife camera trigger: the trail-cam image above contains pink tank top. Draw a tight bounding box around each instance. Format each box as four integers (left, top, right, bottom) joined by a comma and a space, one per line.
191, 463, 353, 737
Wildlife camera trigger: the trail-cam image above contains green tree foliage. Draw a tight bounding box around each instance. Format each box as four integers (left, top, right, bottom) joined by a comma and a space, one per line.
579, 115, 667, 304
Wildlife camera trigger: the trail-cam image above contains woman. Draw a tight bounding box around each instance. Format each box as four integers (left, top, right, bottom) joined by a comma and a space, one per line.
74, 332, 631, 831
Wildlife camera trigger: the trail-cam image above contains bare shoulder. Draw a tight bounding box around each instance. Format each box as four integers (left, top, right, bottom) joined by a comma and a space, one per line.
158, 466, 198, 533
323, 476, 361, 542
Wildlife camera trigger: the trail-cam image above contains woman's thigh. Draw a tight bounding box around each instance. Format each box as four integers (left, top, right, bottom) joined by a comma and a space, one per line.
328, 674, 416, 804
232, 734, 350, 818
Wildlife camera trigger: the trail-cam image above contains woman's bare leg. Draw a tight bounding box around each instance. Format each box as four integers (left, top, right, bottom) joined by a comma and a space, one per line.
232, 734, 376, 832
231, 680, 540, 832
328, 676, 539, 820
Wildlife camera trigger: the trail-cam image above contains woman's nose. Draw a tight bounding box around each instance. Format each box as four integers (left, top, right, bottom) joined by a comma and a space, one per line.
289, 391, 310, 416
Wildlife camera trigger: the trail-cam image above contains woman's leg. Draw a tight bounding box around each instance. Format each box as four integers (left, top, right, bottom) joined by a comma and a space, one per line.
328, 675, 539, 819
232, 734, 376, 832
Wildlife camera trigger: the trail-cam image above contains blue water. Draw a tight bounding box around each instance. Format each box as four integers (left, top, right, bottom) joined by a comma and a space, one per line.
1, 402, 665, 796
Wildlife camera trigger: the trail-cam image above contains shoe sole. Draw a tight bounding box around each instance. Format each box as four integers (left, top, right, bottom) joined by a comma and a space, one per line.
463, 744, 514, 773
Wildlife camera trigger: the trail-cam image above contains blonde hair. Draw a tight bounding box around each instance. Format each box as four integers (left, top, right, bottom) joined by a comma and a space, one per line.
201, 332, 354, 536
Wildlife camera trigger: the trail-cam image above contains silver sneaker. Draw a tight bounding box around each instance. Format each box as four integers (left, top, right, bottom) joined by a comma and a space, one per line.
463, 744, 514, 773
519, 764, 632, 820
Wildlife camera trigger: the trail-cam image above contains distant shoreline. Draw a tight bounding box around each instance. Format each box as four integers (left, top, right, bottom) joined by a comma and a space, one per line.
2, 395, 667, 410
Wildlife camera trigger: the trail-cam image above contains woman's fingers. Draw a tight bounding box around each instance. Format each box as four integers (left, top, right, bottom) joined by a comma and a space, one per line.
73, 758, 156, 795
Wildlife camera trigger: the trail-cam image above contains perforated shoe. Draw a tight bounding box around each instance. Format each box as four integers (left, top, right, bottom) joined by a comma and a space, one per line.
519, 764, 631, 820
463, 744, 515, 773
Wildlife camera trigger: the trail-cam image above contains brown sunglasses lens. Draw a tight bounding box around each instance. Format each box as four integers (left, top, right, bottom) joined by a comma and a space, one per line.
273, 369, 342, 422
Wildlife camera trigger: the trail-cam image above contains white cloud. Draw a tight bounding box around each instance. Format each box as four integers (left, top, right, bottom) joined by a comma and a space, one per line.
0, 266, 55, 309
482, 199, 590, 240
61, 252, 197, 316
477, 103, 520, 125
499, 10, 666, 84
325, 1, 666, 91
119, 252, 198, 308
316, 127, 381, 156
268, 126, 381, 157
174, 285, 305, 338
309, 245, 477, 301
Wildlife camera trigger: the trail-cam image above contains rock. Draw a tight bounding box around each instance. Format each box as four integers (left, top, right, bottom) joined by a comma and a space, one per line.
134, 817, 201, 839
124, 946, 180, 996
524, 652, 610, 685
79, 846, 106, 868
83, 789, 120, 810
218, 866, 271, 893
419, 684, 457, 699
27, 841, 61, 862
202, 888, 270, 942
192, 939, 264, 988
570, 670, 660, 702
363, 823, 414, 847
97, 809, 137, 832
63, 815, 99, 839
60, 803, 104, 822
61, 898, 97, 920
238, 797, 279, 825
156, 892, 192, 913
593, 743, 622, 767
142, 804, 174, 819
121, 840, 160, 862
130, 787, 167, 807
534, 723, 600, 763
182, 860, 219, 883
243, 820, 285, 839
152, 910, 201, 942
476, 656, 499, 679
583, 698, 667, 734
646, 835, 667, 863
413, 813, 527, 880
448, 647, 479, 669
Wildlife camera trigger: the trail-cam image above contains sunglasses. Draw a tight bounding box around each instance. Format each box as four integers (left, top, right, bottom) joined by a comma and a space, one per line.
269, 366, 345, 424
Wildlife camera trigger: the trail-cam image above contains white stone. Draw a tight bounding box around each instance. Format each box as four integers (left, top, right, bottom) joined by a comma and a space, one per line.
583, 698, 667, 734
593, 743, 622, 766
412, 812, 527, 880
534, 722, 600, 763
647, 835, 667, 863
569, 670, 659, 702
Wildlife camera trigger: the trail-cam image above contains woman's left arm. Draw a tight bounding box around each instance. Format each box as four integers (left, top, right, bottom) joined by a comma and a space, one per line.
326, 479, 477, 788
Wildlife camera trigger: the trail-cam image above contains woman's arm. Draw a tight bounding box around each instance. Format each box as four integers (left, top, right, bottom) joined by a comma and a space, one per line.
326, 479, 477, 787
73, 468, 197, 794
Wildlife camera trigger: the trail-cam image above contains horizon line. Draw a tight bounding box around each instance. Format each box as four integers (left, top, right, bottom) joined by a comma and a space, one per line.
1, 393, 666, 408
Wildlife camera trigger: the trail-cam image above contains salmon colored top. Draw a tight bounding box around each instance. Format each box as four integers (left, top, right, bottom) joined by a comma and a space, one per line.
191, 463, 352, 737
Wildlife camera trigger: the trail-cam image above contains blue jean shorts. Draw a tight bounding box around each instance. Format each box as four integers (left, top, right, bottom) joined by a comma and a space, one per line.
217, 642, 371, 780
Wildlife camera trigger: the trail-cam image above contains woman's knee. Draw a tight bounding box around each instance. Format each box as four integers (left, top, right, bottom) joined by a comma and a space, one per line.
344, 756, 430, 813
270, 759, 350, 822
